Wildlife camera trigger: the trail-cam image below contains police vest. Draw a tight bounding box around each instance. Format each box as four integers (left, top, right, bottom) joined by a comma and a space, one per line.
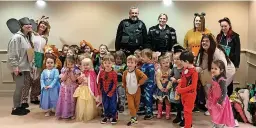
150, 28, 171, 49
120, 21, 143, 46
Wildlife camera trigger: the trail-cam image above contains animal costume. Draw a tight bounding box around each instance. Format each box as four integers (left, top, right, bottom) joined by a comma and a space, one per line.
22, 16, 51, 104
122, 69, 147, 118
184, 13, 211, 56
43, 45, 62, 72
176, 68, 198, 128
6, 17, 35, 111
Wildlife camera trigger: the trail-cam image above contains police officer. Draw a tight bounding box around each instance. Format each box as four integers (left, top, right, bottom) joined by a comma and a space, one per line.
115, 7, 147, 55
148, 13, 177, 53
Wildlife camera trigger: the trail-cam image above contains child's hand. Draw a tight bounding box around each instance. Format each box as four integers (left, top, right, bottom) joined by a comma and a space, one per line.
177, 79, 181, 83
164, 88, 169, 92
107, 93, 112, 97
160, 88, 165, 92
170, 77, 176, 83
44, 86, 48, 90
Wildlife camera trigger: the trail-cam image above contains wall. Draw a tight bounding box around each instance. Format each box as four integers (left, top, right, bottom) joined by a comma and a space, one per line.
246, 1, 256, 84
0, 1, 250, 93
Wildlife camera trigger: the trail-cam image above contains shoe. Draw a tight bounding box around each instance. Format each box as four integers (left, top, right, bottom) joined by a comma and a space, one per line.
179, 119, 184, 127
11, 107, 27, 116
101, 117, 108, 124
21, 107, 30, 113
21, 103, 29, 108
173, 116, 182, 123
235, 119, 239, 127
192, 107, 200, 113
45, 112, 50, 117
180, 125, 193, 128
157, 103, 162, 119
204, 111, 210, 116
119, 106, 124, 113
127, 117, 138, 126
111, 118, 117, 124
30, 100, 40, 105
165, 105, 171, 120
144, 115, 154, 120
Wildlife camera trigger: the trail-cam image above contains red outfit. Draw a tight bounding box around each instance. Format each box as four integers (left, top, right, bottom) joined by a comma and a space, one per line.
97, 70, 118, 97
177, 67, 198, 128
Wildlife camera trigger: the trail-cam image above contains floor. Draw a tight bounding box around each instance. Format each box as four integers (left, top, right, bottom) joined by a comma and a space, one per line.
0, 97, 254, 128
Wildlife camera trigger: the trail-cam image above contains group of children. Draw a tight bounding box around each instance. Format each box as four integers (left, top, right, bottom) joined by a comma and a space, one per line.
39, 41, 235, 128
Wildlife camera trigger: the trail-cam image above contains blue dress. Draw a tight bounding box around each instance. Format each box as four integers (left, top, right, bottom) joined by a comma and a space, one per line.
40, 68, 60, 110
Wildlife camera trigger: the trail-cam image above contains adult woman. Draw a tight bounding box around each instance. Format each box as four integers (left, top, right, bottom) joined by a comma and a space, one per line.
184, 12, 211, 57
21, 16, 51, 107
196, 33, 236, 116
217, 17, 241, 97
147, 13, 177, 53
7, 17, 34, 115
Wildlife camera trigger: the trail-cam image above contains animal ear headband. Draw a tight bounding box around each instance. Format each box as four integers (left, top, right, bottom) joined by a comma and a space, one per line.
6, 17, 37, 34
194, 12, 206, 17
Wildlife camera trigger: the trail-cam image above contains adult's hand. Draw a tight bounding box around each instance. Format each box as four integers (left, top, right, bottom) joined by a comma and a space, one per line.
13, 67, 19, 76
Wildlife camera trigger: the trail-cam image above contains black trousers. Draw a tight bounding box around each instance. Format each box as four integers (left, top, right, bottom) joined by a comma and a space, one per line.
227, 81, 234, 97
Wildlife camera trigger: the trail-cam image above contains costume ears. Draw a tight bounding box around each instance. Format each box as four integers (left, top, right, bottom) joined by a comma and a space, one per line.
194, 12, 206, 17
6, 18, 37, 34
6, 18, 20, 34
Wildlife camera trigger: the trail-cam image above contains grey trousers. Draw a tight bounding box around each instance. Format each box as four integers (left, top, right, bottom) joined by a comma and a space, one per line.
117, 84, 126, 107
12, 71, 28, 108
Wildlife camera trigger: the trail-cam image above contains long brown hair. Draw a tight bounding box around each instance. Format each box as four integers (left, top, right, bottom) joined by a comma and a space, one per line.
216, 17, 233, 43
213, 60, 227, 79
197, 34, 230, 71
193, 13, 206, 32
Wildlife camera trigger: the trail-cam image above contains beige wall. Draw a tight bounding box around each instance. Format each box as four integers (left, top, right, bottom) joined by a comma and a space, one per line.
0, 1, 249, 50
0, 1, 253, 93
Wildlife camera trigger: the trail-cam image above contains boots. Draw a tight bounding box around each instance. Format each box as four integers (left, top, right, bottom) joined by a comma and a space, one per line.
173, 111, 182, 123
166, 104, 171, 120
157, 103, 163, 119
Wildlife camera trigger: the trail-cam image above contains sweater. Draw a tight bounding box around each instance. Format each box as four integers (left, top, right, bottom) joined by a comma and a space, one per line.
7, 31, 32, 72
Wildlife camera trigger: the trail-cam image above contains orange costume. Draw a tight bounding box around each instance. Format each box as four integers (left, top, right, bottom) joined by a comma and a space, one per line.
122, 69, 148, 117
176, 68, 198, 128
43, 45, 62, 71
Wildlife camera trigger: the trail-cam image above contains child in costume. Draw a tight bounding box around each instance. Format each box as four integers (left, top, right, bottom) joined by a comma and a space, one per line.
152, 52, 161, 71
80, 40, 98, 60
94, 44, 109, 74
97, 54, 118, 124
43, 45, 62, 72
170, 44, 185, 125
141, 48, 155, 120
73, 58, 99, 122
154, 55, 172, 120
113, 50, 127, 113
134, 49, 143, 69
206, 60, 235, 128
56, 56, 79, 119
123, 55, 148, 126
59, 44, 69, 68
176, 51, 198, 128
40, 55, 60, 117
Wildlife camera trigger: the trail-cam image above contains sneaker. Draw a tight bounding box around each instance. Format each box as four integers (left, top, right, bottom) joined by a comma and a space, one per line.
144, 115, 154, 120
204, 111, 210, 116
179, 119, 184, 127
192, 107, 200, 113
235, 119, 239, 127
119, 106, 124, 113
21, 107, 30, 113
127, 117, 138, 126
101, 117, 108, 124
111, 118, 117, 124
21, 103, 29, 108
45, 112, 50, 117
11, 107, 27, 116
30, 100, 40, 105
173, 117, 182, 123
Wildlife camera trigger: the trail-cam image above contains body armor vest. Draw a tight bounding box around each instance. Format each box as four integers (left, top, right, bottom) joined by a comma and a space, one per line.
120, 21, 143, 47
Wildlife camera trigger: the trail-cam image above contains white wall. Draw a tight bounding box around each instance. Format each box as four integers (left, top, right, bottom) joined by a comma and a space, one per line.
0, 1, 249, 50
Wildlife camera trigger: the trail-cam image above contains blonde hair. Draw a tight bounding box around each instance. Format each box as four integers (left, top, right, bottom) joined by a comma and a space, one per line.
127, 55, 138, 63
134, 49, 141, 56
158, 13, 168, 21
81, 58, 94, 71
159, 55, 169, 63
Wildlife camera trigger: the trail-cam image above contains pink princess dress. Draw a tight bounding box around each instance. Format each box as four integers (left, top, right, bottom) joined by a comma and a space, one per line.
206, 77, 235, 127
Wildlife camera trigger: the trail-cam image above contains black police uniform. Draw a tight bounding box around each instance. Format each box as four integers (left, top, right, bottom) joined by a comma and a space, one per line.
148, 24, 177, 53
115, 19, 147, 55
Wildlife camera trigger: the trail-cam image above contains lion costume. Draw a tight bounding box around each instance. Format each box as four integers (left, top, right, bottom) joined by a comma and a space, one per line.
43, 45, 62, 71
